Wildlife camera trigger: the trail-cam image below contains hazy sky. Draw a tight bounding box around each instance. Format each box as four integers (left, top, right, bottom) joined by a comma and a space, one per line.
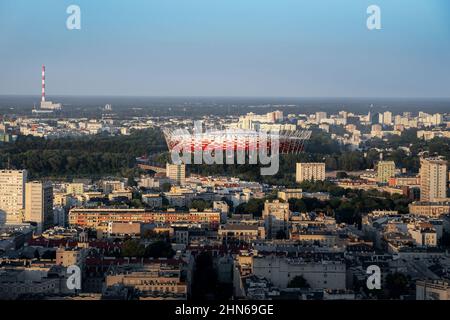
0, 0, 449, 97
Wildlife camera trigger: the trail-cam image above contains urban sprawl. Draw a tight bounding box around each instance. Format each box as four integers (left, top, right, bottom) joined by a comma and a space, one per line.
1, 105, 450, 301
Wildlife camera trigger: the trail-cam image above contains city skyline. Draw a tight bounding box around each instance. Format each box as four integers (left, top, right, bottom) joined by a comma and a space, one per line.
1, 0, 450, 305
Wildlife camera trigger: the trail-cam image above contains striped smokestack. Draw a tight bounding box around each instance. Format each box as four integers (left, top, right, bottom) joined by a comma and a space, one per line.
41, 65, 45, 102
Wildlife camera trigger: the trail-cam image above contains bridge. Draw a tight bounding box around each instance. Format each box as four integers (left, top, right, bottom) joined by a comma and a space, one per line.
137, 163, 166, 174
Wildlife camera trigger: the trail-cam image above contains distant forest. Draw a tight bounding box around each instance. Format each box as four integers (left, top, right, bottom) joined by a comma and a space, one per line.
0, 129, 166, 179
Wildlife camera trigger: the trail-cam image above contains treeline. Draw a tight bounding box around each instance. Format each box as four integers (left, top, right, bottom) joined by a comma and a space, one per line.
0, 129, 166, 178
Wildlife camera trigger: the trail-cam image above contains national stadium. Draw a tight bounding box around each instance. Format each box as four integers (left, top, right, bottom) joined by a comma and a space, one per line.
162, 127, 312, 154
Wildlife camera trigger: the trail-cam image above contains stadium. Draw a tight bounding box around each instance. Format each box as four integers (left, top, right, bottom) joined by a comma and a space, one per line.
162, 127, 311, 154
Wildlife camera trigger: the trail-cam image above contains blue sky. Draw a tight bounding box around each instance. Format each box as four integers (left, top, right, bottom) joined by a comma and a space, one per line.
0, 0, 449, 97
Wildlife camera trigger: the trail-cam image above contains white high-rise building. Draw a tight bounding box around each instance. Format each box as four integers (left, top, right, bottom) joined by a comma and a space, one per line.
0, 170, 27, 225
420, 157, 448, 202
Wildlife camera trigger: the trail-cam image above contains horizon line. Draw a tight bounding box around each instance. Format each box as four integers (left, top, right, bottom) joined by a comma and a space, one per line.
1, 94, 450, 100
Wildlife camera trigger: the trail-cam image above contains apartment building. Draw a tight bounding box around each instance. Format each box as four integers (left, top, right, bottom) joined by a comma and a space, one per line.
377, 161, 396, 183
0, 170, 27, 225
166, 163, 186, 185
262, 200, 290, 239
420, 157, 448, 201
24, 181, 53, 234
296, 163, 325, 182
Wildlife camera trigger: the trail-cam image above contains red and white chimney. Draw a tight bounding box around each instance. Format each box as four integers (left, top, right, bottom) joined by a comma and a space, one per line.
41, 65, 45, 102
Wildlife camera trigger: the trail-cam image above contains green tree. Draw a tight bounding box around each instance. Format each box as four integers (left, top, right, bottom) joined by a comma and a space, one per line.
190, 199, 210, 212
161, 182, 172, 192
275, 230, 287, 239
287, 275, 310, 289
144, 241, 175, 259
336, 171, 348, 179
385, 272, 409, 299
121, 239, 145, 257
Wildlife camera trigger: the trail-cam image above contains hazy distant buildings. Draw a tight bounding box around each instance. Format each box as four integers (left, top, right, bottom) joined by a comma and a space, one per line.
24, 181, 53, 234
296, 163, 325, 183
315, 112, 327, 124
0, 170, 27, 225
40, 100, 62, 111
420, 157, 448, 202
377, 161, 396, 183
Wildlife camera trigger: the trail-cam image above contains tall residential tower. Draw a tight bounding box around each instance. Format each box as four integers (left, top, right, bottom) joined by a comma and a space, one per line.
0, 170, 27, 225
420, 157, 448, 202
25, 181, 54, 234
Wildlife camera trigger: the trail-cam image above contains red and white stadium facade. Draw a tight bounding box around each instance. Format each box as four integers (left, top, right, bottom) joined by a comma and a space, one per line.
163, 127, 311, 154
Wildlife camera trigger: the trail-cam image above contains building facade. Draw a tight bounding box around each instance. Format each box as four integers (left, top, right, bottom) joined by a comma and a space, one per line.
296, 163, 325, 182
262, 200, 290, 239
68, 208, 220, 231
377, 161, 396, 183
24, 181, 53, 234
0, 170, 27, 225
166, 163, 186, 185
420, 157, 448, 201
